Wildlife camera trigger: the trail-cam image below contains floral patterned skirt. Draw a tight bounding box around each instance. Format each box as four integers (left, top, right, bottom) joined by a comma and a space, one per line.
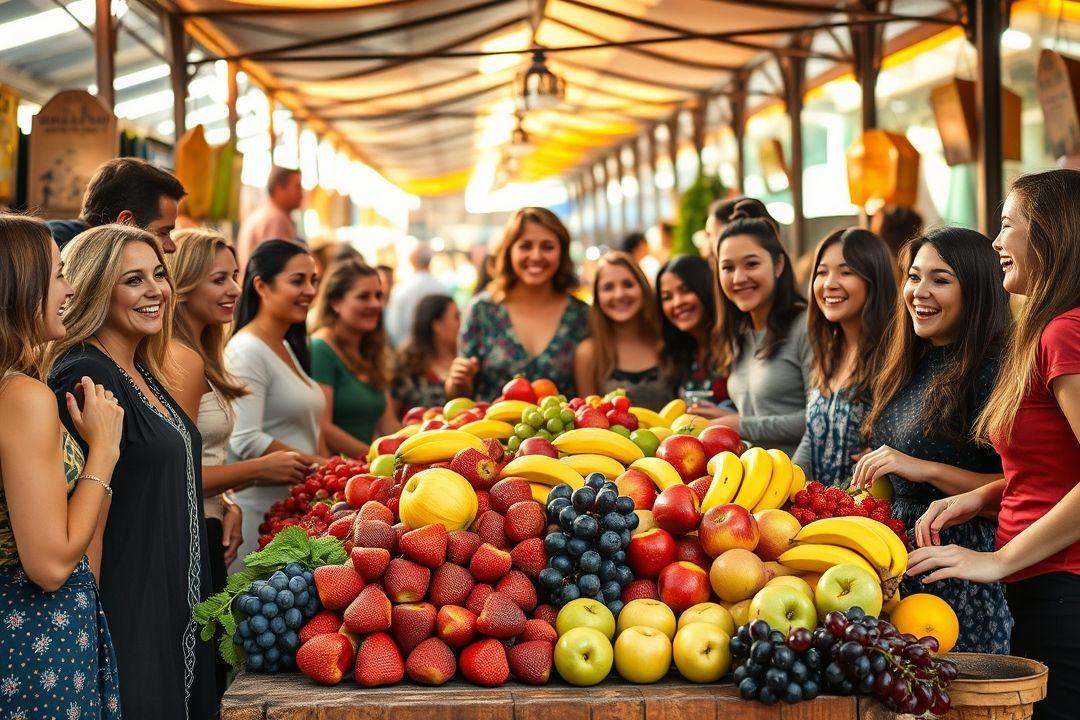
0, 558, 121, 719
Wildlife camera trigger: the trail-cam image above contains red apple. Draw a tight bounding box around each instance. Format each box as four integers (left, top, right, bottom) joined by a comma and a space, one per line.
697, 426, 742, 458
344, 473, 376, 508
698, 503, 759, 558
652, 485, 702, 535
402, 407, 427, 425
371, 435, 407, 458
574, 407, 610, 429
615, 469, 657, 511
656, 435, 707, 482
687, 475, 712, 504
626, 528, 677, 579
658, 561, 712, 613
674, 535, 710, 570
518, 437, 558, 458
753, 509, 801, 562
420, 419, 446, 431
502, 377, 538, 404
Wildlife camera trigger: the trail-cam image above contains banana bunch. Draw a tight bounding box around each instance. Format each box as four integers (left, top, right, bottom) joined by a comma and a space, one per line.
395, 429, 486, 464
629, 406, 667, 429
552, 428, 644, 465
501, 454, 586, 490
458, 419, 515, 440
659, 398, 686, 426
561, 454, 626, 480
700, 448, 804, 512
780, 516, 908, 597
628, 457, 683, 490
484, 400, 538, 423
529, 483, 552, 504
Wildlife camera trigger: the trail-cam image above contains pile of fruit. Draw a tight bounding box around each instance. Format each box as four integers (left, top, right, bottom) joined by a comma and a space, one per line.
233, 563, 321, 672
789, 481, 907, 541
258, 457, 369, 547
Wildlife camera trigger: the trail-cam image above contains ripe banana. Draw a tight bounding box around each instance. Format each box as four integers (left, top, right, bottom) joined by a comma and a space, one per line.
733, 447, 773, 510
397, 424, 422, 438
458, 419, 515, 440
753, 449, 794, 512
501, 454, 586, 490
702, 451, 743, 510
552, 428, 645, 465
396, 429, 486, 464
629, 406, 667, 429
777, 544, 878, 581
659, 398, 686, 426
788, 463, 806, 502
484, 400, 538, 423
794, 518, 893, 576
842, 516, 908, 580
529, 482, 551, 505
628, 457, 684, 491
561, 454, 626, 480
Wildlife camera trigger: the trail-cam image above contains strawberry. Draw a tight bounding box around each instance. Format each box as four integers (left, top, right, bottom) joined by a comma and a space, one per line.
368, 476, 393, 506
475, 510, 508, 549
399, 523, 448, 568
299, 610, 344, 645
429, 562, 475, 608
469, 543, 512, 583
466, 583, 494, 616
405, 637, 457, 685
509, 537, 547, 578
296, 633, 354, 685
459, 638, 510, 687
482, 438, 505, 464
446, 530, 482, 565
449, 448, 498, 490
507, 640, 554, 685
489, 478, 532, 514
520, 618, 557, 644
531, 604, 557, 626
473, 490, 491, 525
476, 591, 526, 638
435, 605, 477, 649
391, 602, 437, 655
352, 518, 395, 550
383, 558, 431, 602
313, 563, 364, 610
327, 513, 356, 539
357, 500, 394, 524
355, 632, 404, 687
391, 522, 408, 554
504, 501, 545, 543
687, 476, 712, 504
343, 584, 392, 634
495, 570, 537, 612
621, 579, 659, 603
350, 546, 391, 581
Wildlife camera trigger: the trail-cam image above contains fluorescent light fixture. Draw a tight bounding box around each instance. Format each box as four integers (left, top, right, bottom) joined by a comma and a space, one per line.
1002, 29, 1031, 51
0, 0, 128, 53
113, 76, 219, 120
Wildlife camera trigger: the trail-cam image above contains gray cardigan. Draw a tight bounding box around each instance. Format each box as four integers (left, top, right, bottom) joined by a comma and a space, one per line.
726, 313, 811, 457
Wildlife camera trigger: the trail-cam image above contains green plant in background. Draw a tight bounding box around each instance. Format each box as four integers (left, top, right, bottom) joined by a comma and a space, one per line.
673, 172, 725, 256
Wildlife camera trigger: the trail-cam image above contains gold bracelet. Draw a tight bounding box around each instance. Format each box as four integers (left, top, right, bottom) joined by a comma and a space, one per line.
77, 474, 113, 497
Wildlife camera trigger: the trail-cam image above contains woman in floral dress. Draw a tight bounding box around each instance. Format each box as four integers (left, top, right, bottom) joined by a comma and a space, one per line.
0, 214, 124, 717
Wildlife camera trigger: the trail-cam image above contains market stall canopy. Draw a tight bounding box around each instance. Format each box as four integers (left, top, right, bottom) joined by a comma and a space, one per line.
133, 1, 956, 195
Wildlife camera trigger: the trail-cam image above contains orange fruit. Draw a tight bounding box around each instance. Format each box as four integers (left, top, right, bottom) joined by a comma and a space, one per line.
888, 593, 959, 653
531, 378, 558, 399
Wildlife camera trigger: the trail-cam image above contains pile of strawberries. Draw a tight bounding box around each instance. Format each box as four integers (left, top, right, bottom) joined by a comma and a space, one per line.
789, 482, 908, 541
259, 458, 367, 546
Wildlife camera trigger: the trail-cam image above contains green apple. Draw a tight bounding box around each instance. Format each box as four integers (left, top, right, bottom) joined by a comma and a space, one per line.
443, 397, 476, 420
630, 429, 660, 457
370, 454, 396, 477
677, 602, 735, 636
748, 585, 817, 636
673, 621, 732, 683
556, 598, 616, 640
815, 563, 883, 619
765, 575, 815, 601
616, 599, 677, 640
614, 626, 672, 683
554, 627, 613, 686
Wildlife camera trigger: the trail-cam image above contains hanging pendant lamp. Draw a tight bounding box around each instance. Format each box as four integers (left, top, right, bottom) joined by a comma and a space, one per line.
516, 48, 564, 111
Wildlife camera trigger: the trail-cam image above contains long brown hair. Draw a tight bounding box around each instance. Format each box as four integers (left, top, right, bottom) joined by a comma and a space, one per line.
395, 294, 456, 380
314, 259, 390, 389
0, 214, 55, 381
588, 252, 663, 389
975, 169, 1080, 442
807, 228, 897, 402
863, 227, 1010, 441
488, 207, 577, 302
167, 229, 247, 401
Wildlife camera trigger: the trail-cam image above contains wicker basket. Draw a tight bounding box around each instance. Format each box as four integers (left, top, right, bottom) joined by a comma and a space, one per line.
943, 653, 1048, 720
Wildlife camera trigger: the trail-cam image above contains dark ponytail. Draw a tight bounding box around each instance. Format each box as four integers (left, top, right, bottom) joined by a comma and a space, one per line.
234, 239, 313, 372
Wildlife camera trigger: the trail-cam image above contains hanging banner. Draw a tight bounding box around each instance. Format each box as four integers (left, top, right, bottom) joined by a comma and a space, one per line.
28, 90, 117, 218
174, 125, 218, 220
0, 86, 18, 205
1036, 49, 1080, 159
930, 79, 1021, 166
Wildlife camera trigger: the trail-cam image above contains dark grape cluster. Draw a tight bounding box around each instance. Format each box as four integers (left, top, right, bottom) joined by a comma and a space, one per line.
730, 620, 824, 705
233, 563, 321, 672
538, 473, 638, 617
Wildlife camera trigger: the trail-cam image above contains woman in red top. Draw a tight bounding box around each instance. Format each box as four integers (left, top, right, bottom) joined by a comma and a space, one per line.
910, 169, 1080, 720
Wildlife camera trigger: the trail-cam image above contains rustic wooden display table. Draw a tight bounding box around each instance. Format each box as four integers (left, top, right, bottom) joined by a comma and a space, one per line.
222, 672, 901, 720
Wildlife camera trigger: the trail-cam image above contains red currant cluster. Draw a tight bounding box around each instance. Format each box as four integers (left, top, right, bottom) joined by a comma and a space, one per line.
789, 482, 907, 541
259, 457, 368, 547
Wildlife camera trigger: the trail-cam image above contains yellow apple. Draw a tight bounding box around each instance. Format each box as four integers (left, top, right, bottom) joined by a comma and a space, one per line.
678, 602, 735, 636
728, 599, 752, 626
556, 598, 616, 640
554, 627, 614, 686
673, 622, 732, 683
748, 585, 817, 636
632, 509, 657, 535
709, 548, 768, 602
616, 599, 677, 640
614, 626, 672, 683
766, 575, 815, 600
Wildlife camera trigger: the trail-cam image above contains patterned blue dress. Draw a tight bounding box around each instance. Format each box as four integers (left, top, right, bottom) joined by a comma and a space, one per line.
792, 386, 867, 488
870, 345, 1012, 654
0, 432, 122, 718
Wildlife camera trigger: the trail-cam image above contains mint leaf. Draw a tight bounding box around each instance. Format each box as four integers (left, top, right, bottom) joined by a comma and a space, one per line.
310, 535, 348, 566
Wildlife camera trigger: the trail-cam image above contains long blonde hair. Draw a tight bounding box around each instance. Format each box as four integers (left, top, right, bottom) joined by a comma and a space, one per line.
588, 252, 662, 389
167, 229, 247, 401
975, 169, 1080, 442
46, 224, 176, 383
313, 259, 390, 389
0, 214, 55, 381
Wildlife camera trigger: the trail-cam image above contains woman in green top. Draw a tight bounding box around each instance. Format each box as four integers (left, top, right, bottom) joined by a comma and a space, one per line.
311, 259, 400, 456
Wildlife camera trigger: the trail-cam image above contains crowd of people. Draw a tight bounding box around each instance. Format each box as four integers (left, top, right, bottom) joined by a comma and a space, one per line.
0, 155, 1077, 720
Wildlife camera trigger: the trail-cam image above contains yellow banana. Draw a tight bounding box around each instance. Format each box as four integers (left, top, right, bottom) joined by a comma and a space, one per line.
501, 454, 585, 490
733, 447, 773, 510
702, 451, 743, 510
552, 428, 645, 465
659, 398, 686, 425
397, 424, 422, 438
788, 463, 806, 503
628, 457, 684, 491
671, 414, 709, 434
629, 406, 667, 429
777, 544, 878, 580
843, 516, 908, 580
458, 419, 515, 440
396, 429, 486, 464
484, 400, 538, 423
561, 454, 626, 480
650, 427, 673, 442
752, 450, 793, 512
794, 518, 893, 575
529, 482, 552, 505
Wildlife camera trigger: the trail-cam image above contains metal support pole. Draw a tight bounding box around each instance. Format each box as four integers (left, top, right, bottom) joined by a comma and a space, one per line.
691, 101, 706, 172
730, 73, 747, 193
267, 93, 277, 152
227, 61, 240, 141
94, 0, 115, 110
780, 51, 807, 256
615, 154, 627, 239
666, 115, 680, 195
597, 160, 611, 246
163, 13, 186, 142
851, 1, 882, 131
648, 129, 663, 224
630, 141, 645, 231
581, 173, 595, 245
973, 0, 1006, 238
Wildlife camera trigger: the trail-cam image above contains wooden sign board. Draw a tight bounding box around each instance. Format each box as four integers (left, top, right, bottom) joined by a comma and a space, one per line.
930, 79, 1021, 166
1036, 49, 1080, 159
0, 86, 18, 205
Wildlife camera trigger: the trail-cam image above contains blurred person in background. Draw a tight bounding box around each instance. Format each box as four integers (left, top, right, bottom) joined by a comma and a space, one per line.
385, 242, 447, 346
872, 205, 923, 259
392, 294, 459, 416
236, 166, 304, 272
376, 264, 395, 299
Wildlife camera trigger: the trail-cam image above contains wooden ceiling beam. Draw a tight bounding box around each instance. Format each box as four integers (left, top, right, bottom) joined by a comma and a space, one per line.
177, 0, 429, 18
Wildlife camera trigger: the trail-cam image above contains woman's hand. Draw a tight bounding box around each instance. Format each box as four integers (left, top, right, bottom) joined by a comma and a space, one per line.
907, 544, 1009, 584
222, 501, 243, 567
914, 491, 988, 548
446, 357, 479, 397
689, 403, 729, 420
707, 413, 741, 430
851, 445, 930, 491
66, 376, 123, 457
256, 451, 310, 485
